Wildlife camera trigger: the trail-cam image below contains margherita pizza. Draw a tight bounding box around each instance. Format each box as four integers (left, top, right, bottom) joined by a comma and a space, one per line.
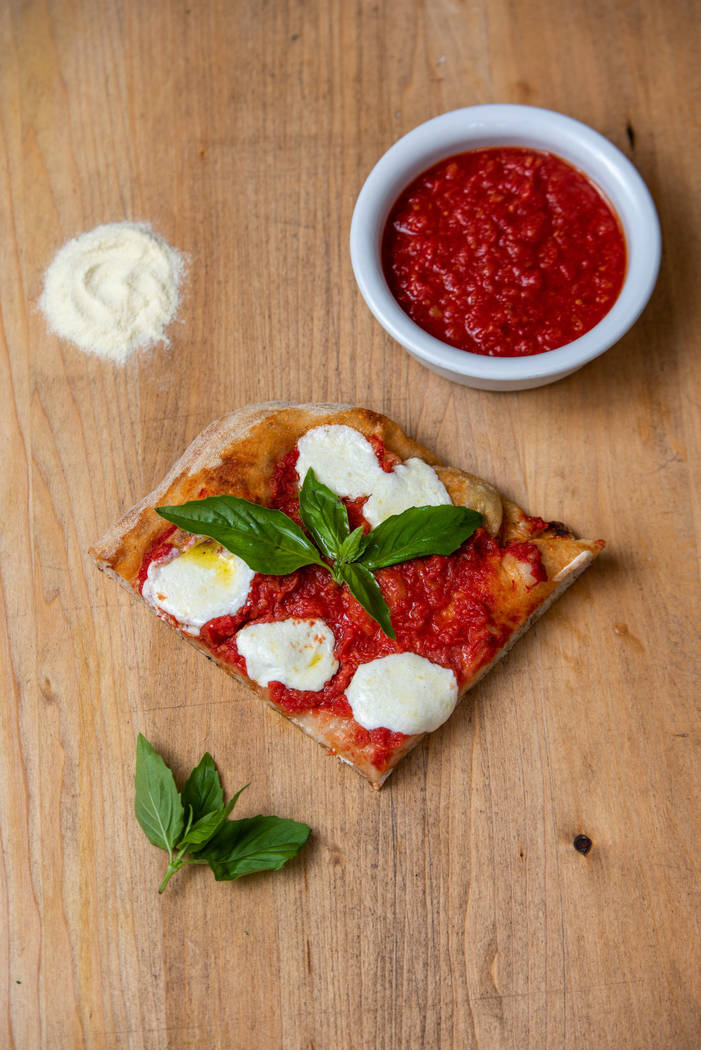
90, 402, 604, 787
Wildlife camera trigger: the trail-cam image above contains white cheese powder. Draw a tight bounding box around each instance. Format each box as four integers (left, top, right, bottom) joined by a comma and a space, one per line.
39, 222, 184, 362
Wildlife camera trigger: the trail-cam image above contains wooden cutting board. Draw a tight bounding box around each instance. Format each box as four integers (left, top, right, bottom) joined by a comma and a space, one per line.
1, 1, 699, 1047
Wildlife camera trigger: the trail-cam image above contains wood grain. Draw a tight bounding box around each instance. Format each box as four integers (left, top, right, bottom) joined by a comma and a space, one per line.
1, 0, 700, 1047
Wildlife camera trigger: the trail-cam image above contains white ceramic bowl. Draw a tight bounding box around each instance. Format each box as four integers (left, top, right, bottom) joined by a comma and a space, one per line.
350, 105, 661, 391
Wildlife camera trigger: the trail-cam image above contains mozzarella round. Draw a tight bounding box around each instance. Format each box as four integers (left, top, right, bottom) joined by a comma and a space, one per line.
295, 424, 451, 526
296, 424, 386, 497
236, 618, 338, 691
363, 457, 451, 527
142, 540, 255, 636
346, 652, 458, 735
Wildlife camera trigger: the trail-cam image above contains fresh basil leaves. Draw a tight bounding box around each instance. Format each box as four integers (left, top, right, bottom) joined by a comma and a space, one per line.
157, 495, 325, 575
359, 504, 483, 570
199, 815, 313, 882
336, 525, 369, 566
135, 734, 311, 893
135, 734, 185, 853
157, 467, 482, 640
181, 751, 224, 817
299, 468, 350, 560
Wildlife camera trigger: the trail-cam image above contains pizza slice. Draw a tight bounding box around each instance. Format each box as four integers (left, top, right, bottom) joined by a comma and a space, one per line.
90, 402, 604, 787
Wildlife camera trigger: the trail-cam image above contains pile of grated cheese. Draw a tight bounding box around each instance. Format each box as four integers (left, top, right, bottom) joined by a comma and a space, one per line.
39, 222, 185, 362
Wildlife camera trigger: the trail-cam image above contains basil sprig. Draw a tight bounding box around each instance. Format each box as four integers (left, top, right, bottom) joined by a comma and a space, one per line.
135, 735, 310, 893
157, 468, 482, 640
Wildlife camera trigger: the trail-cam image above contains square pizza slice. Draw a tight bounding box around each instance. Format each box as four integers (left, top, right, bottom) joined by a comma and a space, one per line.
90, 402, 604, 787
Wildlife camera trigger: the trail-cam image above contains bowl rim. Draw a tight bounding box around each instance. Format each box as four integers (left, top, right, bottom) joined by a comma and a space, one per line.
350, 104, 661, 382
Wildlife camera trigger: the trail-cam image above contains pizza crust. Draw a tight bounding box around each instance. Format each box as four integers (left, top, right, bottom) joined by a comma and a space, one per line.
90, 402, 604, 788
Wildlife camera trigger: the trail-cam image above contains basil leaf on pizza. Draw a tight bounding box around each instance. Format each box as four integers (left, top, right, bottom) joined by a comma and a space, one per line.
336, 525, 369, 566
299, 468, 349, 560
359, 505, 483, 570
198, 815, 312, 881
157, 486, 477, 639
337, 561, 396, 640
157, 496, 325, 574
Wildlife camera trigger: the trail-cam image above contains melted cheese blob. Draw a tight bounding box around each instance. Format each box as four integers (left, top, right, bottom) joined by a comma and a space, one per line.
295, 424, 450, 527
142, 540, 255, 636
346, 652, 458, 735
296, 424, 386, 498
363, 457, 451, 526
236, 618, 338, 691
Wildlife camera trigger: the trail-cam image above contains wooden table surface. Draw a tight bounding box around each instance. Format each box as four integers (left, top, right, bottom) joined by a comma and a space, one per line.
2, 1, 700, 1047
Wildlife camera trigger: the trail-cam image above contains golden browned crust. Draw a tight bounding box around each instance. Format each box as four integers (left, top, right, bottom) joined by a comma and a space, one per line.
90, 402, 604, 788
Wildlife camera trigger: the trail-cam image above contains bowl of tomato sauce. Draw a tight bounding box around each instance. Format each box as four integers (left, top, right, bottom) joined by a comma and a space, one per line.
350, 105, 660, 390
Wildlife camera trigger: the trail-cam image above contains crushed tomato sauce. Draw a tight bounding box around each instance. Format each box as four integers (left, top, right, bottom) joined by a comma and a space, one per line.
382, 147, 626, 357
138, 435, 548, 769
136, 524, 177, 590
